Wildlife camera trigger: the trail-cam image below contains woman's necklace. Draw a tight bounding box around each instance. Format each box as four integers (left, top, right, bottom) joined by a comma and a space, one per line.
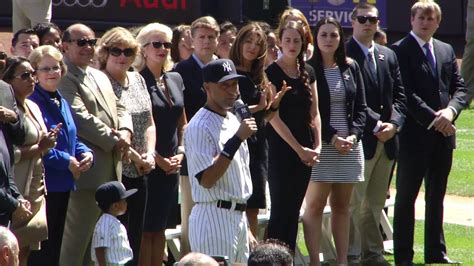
278, 59, 300, 79
105, 70, 129, 88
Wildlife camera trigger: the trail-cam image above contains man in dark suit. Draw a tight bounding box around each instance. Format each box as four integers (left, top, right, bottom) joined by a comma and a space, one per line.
173, 15, 220, 256
391, 2, 468, 265
346, 3, 406, 266
0, 80, 29, 226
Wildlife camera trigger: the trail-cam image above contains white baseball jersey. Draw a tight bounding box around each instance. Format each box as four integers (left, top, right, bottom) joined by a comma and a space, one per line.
91, 213, 133, 265
184, 107, 252, 203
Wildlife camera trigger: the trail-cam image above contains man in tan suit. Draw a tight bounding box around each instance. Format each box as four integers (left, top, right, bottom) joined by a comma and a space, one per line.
58, 24, 133, 266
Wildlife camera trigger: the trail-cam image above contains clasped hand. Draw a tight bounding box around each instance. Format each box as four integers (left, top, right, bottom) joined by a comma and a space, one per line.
0, 106, 17, 123
433, 108, 456, 137
334, 135, 356, 155
299, 147, 319, 167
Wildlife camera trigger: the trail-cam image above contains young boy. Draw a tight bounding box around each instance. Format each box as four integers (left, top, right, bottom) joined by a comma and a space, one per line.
92, 181, 137, 266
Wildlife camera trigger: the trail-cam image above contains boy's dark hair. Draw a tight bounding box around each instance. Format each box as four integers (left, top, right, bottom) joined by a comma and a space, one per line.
33, 22, 62, 43
12, 28, 36, 47
248, 239, 293, 266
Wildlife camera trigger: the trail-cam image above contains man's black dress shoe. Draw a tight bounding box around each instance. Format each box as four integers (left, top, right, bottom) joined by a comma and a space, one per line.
426, 256, 461, 265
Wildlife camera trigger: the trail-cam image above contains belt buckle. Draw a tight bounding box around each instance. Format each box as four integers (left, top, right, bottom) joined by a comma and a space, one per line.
217, 200, 223, 208
230, 200, 236, 211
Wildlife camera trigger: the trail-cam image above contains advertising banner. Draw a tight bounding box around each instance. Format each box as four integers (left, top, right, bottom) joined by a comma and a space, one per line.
290, 0, 387, 28
49, 0, 201, 24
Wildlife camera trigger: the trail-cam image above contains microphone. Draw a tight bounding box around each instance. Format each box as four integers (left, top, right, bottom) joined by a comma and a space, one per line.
234, 99, 257, 142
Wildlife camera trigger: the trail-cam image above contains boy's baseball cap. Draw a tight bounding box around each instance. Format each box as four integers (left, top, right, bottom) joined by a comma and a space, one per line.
202, 59, 244, 83
95, 181, 137, 211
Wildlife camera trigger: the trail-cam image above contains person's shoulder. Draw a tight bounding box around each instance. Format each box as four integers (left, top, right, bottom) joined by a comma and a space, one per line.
89, 67, 110, 81
165, 71, 184, 83
187, 109, 214, 130
0, 80, 9, 89
433, 38, 454, 52
391, 34, 412, 50
175, 56, 197, 71
265, 62, 281, 78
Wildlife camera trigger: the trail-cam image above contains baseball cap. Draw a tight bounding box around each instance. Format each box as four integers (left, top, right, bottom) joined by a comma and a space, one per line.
202, 59, 244, 83
95, 181, 137, 211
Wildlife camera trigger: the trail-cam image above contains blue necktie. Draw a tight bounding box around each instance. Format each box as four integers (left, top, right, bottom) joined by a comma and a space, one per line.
423, 43, 436, 76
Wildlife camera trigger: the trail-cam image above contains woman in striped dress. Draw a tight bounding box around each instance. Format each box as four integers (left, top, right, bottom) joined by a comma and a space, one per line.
303, 17, 367, 266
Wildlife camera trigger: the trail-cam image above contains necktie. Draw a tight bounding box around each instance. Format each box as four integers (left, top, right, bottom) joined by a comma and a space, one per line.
367, 51, 378, 84
423, 43, 436, 76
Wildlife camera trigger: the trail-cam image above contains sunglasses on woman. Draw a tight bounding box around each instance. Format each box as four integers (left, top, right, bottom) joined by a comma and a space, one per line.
143, 41, 172, 49
67, 38, 98, 47
356, 16, 379, 24
108, 47, 135, 57
14, 71, 36, 80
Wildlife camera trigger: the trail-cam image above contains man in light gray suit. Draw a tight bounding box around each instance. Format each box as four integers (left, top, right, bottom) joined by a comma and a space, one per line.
58, 24, 133, 266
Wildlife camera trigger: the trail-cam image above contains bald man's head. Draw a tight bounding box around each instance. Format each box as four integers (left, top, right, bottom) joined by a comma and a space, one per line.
62, 23, 96, 68
0, 227, 18, 266
178, 252, 218, 266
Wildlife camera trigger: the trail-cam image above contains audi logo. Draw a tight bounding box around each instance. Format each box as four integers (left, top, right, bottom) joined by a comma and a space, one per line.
52, 0, 108, 8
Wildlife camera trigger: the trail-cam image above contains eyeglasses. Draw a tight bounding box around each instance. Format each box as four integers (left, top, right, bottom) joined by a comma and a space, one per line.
0, 51, 7, 60
14, 71, 36, 81
67, 38, 97, 47
108, 47, 135, 57
143, 41, 172, 49
356, 16, 379, 24
37, 65, 61, 73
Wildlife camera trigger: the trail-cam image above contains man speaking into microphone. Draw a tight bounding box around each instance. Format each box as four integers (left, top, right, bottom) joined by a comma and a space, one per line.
184, 59, 258, 263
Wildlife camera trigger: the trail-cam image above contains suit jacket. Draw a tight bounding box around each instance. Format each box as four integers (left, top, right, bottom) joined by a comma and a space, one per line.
346, 38, 407, 160
0, 80, 25, 224
391, 34, 468, 149
29, 85, 93, 192
58, 61, 133, 190
309, 59, 367, 143
173, 55, 206, 120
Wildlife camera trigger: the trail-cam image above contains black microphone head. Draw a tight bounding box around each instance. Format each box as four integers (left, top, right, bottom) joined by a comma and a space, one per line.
234, 99, 252, 120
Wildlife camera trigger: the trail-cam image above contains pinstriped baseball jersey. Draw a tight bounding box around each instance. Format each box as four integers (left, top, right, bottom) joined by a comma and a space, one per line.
184, 107, 252, 203
91, 213, 133, 265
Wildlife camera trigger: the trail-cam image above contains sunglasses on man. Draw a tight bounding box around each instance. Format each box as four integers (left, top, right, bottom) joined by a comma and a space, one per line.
143, 41, 172, 49
66, 38, 98, 47
14, 71, 36, 81
356, 16, 379, 24
107, 47, 135, 57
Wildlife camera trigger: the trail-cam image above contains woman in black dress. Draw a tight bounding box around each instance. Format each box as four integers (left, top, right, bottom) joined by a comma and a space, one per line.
134, 23, 187, 266
229, 22, 290, 236
265, 20, 321, 251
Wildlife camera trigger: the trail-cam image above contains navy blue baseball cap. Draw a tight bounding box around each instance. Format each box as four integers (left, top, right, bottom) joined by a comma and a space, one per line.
203, 59, 244, 83
95, 181, 137, 211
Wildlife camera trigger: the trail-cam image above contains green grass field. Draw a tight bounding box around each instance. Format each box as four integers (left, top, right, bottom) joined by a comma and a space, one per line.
297, 221, 474, 265
448, 106, 474, 196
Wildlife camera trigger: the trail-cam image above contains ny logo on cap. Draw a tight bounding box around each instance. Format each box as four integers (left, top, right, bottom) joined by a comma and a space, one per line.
222, 61, 232, 72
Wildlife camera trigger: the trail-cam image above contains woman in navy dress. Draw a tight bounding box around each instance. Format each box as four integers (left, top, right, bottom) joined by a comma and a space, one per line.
134, 23, 187, 266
